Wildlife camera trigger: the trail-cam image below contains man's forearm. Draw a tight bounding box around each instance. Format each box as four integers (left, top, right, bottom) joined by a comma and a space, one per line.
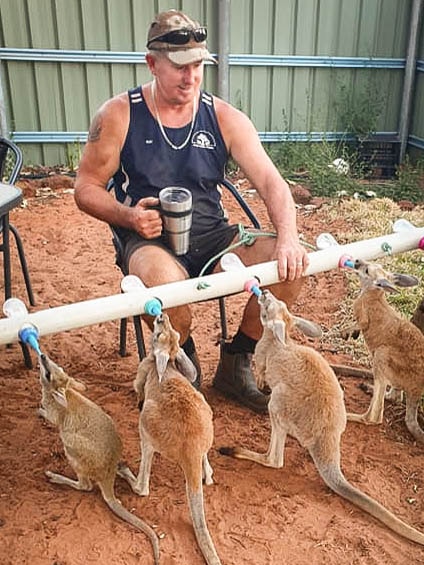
264, 184, 299, 240
75, 184, 133, 229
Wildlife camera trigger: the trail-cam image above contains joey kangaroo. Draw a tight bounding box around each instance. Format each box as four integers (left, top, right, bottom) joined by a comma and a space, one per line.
220, 289, 424, 546
118, 313, 221, 565
38, 353, 160, 564
346, 259, 424, 443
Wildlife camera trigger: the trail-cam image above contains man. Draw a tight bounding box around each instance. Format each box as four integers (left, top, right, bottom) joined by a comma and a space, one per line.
74, 9, 308, 413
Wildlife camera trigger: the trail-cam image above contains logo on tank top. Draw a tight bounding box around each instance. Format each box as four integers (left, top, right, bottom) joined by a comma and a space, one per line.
192, 130, 216, 150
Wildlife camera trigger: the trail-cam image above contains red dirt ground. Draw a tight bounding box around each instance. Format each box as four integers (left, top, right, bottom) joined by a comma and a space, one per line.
0, 175, 423, 565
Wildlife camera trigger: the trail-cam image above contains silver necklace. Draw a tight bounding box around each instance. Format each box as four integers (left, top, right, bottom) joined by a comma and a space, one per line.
151, 79, 196, 151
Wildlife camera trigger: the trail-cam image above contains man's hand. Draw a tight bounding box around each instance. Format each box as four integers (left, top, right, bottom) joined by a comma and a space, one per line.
130, 197, 162, 239
274, 236, 309, 281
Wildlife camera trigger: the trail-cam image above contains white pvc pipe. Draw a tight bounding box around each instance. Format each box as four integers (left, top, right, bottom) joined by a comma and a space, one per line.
0, 227, 423, 346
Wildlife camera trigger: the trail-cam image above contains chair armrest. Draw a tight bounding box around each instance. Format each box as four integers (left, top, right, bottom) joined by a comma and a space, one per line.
221, 178, 261, 229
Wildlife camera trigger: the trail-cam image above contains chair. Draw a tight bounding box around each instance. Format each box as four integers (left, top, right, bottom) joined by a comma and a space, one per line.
0, 137, 35, 306
0, 137, 35, 368
108, 178, 261, 360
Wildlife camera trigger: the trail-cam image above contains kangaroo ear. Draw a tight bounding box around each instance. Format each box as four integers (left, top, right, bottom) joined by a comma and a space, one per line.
52, 388, 68, 408
293, 316, 323, 338
391, 273, 420, 288
270, 320, 286, 344
376, 278, 399, 293
175, 348, 197, 383
155, 351, 169, 382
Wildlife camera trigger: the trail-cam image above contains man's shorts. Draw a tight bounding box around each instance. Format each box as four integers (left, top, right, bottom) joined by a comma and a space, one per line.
122, 223, 240, 278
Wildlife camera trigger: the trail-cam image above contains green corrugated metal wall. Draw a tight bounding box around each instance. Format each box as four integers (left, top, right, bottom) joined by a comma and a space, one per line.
411, 3, 424, 149
0, 0, 422, 166
0, 0, 218, 164
229, 0, 407, 134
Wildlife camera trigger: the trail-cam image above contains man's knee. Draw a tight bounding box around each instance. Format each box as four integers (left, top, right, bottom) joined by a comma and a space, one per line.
129, 245, 193, 340
128, 245, 188, 287
232, 235, 276, 267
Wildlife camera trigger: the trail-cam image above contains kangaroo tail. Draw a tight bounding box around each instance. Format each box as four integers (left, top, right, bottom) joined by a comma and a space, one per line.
106, 498, 160, 564
314, 457, 424, 546
186, 479, 222, 565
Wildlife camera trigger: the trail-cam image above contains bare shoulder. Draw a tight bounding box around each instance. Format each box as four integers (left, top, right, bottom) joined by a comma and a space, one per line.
213, 95, 264, 166
87, 91, 129, 143
213, 96, 258, 146
76, 91, 130, 185
213, 96, 251, 126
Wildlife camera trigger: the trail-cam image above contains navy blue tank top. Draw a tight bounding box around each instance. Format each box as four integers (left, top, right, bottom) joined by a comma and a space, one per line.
113, 86, 229, 237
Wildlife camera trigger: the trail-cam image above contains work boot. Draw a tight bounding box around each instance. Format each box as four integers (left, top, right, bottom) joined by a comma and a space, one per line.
182, 336, 201, 390
213, 344, 269, 413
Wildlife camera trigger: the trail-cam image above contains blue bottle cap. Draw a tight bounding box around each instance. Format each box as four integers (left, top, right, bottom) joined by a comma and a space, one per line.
144, 298, 162, 317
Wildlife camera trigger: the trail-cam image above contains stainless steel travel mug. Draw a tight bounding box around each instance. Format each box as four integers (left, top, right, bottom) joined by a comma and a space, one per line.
158, 187, 193, 255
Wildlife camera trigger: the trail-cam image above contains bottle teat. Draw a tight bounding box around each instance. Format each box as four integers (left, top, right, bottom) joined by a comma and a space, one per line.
220, 253, 246, 271
121, 275, 146, 293
3, 298, 28, 319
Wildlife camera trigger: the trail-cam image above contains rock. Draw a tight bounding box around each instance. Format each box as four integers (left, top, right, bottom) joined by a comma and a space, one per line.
290, 184, 312, 205
308, 197, 326, 208
397, 200, 415, 211
16, 179, 37, 198
39, 175, 74, 190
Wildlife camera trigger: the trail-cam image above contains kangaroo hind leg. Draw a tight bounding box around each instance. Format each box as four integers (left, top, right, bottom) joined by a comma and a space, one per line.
45, 470, 93, 491
405, 395, 424, 444
220, 406, 287, 468
348, 372, 387, 424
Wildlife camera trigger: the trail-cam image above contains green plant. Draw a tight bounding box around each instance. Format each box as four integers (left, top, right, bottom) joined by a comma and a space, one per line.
265, 138, 366, 198
66, 141, 82, 172
363, 157, 424, 203
265, 139, 306, 177
394, 156, 424, 201
263, 77, 388, 197
1, 150, 14, 182
333, 76, 385, 140
262, 73, 396, 198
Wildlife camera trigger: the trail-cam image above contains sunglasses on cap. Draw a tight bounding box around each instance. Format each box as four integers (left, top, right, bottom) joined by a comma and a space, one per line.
147, 27, 207, 49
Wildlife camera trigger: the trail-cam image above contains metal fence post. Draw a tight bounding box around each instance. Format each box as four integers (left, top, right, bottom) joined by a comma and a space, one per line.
399, 0, 423, 162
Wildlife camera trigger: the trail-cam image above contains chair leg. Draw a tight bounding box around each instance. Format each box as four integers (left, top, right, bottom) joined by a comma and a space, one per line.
9, 223, 35, 306
133, 315, 146, 360
118, 315, 145, 360
119, 317, 128, 357
219, 297, 228, 341
2, 218, 33, 369
2, 214, 12, 301
20, 342, 33, 369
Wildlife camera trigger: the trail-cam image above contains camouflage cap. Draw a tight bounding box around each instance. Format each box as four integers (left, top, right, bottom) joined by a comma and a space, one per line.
146, 9, 216, 65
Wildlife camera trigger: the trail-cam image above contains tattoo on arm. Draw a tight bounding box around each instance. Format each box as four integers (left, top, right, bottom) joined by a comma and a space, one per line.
88, 113, 102, 142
